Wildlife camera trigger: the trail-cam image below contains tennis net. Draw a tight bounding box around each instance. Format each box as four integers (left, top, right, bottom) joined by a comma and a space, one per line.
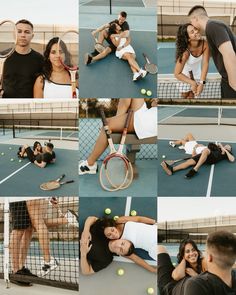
12, 125, 78, 141
158, 74, 221, 100
0, 197, 78, 290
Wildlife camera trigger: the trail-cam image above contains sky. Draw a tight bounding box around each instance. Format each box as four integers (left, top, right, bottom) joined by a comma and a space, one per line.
0, 0, 78, 26
158, 197, 236, 222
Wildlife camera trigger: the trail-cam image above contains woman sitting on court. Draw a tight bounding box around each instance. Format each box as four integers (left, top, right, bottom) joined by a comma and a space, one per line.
174, 23, 210, 98
20, 142, 56, 168
18, 141, 42, 158
109, 22, 147, 81
33, 37, 78, 98
79, 98, 157, 175
158, 239, 207, 294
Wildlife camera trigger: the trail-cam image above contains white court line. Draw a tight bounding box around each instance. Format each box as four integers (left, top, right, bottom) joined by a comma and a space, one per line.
206, 165, 215, 198
113, 255, 156, 265
0, 162, 31, 185
158, 107, 187, 123
125, 196, 132, 216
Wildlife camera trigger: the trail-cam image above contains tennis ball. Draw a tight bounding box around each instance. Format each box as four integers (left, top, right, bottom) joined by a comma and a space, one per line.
147, 287, 154, 294
1, 152, 4, 156
9, 147, 12, 150
19, 159, 22, 163
140, 88, 146, 95
162, 155, 166, 159
146, 90, 152, 96
130, 210, 137, 216
113, 215, 119, 221
104, 208, 111, 215
117, 268, 124, 276
10, 158, 14, 162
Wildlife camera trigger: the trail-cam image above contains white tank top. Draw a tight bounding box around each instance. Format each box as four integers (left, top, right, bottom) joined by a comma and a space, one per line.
182, 50, 203, 80
121, 221, 157, 255
43, 80, 79, 99
134, 103, 157, 139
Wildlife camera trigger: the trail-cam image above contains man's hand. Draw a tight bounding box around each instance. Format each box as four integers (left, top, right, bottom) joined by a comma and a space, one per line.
80, 238, 92, 257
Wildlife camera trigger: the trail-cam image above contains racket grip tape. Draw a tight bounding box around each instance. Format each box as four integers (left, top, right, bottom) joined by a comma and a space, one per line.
125, 109, 133, 129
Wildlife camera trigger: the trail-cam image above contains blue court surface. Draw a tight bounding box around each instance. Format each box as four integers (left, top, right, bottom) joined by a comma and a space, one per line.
0, 143, 78, 196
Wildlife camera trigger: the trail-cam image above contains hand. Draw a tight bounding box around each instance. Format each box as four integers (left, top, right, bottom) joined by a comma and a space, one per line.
80, 239, 92, 256
81, 231, 91, 243
91, 30, 96, 37
196, 83, 204, 96
190, 81, 198, 94
117, 46, 123, 51
185, 268, 198, 277
151, 99, 158, 107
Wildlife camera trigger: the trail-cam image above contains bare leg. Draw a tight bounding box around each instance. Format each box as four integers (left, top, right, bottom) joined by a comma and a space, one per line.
173, 133, 196, 146
10, 230, 24, 273
27, 200, 51, 263
18, 227, 33, 270
122, 53, 140, 73
158, 245, 169, 254
19, 144, 29, 157
193, 148, 210, 171
97, 29, 108, 44
92, 47, 112, 62
116, 98, 144, 115
173, 159, 196, 172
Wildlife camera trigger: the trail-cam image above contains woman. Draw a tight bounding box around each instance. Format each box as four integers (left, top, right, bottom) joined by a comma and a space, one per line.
174, 23, 209, 98
79, 98, 157, 175
109, 22, 147, 81
158, 239, 207, 295
18, 141, 42, 158
97, 215, 157, 261
33, 37, 78, 98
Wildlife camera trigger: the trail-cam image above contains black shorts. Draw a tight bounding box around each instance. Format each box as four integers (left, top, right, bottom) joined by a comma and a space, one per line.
221, 79, 236, 99
158, 253, 176, 295
25, 147, 36, 163
10, 201, 31, 230
105, 37, 116, 53
192, 152, 217, 165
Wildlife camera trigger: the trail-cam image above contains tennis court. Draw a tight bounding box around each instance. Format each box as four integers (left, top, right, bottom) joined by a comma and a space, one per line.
158, 105, 236, 197
79, 196, 157, 295
79, 0, 157, 98
0, 197, 78, 291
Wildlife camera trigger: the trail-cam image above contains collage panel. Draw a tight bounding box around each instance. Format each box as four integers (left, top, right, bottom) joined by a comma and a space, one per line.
158, 1, 236, 102
78, 98, 157, 197
79, 0, 157, 98
158, 197, 236, 294
0, 197, 79, 292
79, 196, 157, 295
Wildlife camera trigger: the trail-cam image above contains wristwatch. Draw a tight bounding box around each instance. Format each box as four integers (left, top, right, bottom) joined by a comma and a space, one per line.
199, 80, 206, 85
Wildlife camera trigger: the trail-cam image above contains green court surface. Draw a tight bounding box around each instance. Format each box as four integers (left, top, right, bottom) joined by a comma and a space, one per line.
79, 159, 157, 197
158, 139, 236, 197
79, 29, 157, 98
0, 144, 78, 196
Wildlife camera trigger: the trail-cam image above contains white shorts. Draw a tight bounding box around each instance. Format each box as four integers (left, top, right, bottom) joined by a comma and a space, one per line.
184, 141, 207, 155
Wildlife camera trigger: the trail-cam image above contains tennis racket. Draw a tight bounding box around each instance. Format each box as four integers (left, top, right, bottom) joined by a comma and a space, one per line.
92, 33, 106, 53
57, 30, 78, 98
143, 53, 158, 74
0, 20, 16, 96
165, 156, 191, 165
99, 108, 133, 191
40, 174, 74, 191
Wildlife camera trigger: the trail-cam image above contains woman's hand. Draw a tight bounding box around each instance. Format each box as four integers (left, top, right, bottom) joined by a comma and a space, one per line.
81, 231, 91, 243
196, 83, 204, 96
80, 239, 92, 257
185, 268, 198, 277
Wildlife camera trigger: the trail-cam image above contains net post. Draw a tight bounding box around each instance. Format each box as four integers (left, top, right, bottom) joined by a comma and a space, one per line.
4, 198, 10, 288
60, 127, 63, 140
109, 0, 112, 15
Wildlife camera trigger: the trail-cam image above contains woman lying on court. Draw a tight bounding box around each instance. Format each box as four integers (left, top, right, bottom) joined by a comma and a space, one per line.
79, 98, 157, 175
158, 239, 207, 294
18, 141, 42, 158
174, 23, 209, 98
108, 22, 147, 81
19, 141, 56, 168
33, 37, 79, 98
80, 215, 157, 274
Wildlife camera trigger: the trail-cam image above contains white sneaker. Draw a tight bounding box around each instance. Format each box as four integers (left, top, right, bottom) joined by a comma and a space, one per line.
133, 72, 142, 81
169, 141, 176, 148
65, 209, 78, 228
79, 160, 98, 175
139, 68, 147, 78
178, 145, 185, 150
38, 258, 59, 277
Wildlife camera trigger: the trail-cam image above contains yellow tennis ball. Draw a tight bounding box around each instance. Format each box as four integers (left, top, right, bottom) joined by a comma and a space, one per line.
140, 88, 146, 95
146, 90, 152, 96
117, 268, 124, 276
130, 210, 137, 216
19, 159, 22, 163
9, 147, 12, 150
104, 208, 111, 215
147, 287, 154, 294
162, 155, 166, 159
10, 158, 14, 162
113, 215, 119, 221
1, 152, 4, 156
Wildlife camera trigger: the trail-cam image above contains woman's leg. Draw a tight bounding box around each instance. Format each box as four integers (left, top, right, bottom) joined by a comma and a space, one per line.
173, 132, 195, 146
116, 98, 144, 115
122, 53, 140, 73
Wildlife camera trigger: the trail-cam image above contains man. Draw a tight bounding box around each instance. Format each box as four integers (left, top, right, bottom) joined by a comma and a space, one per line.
188, 6, 236, 98
161, 142, 234, 178
20, 142, 56, 168
84, 11, 129, 65
183, 231, 236, 294
2, 19, 43, 98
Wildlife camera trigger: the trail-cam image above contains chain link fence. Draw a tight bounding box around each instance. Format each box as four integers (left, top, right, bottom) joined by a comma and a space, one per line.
79, 99, 157, 160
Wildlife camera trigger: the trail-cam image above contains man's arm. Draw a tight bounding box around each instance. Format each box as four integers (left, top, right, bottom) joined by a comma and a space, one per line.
80, 239, 94, 275
219, 41, 236, 91
34, 160, 46, 168
219, 143, 235, 162
91, 23, 110, 36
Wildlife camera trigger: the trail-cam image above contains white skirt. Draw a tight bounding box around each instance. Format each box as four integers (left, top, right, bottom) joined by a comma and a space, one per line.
115, 38, 135, 59
184, 141, 207, 155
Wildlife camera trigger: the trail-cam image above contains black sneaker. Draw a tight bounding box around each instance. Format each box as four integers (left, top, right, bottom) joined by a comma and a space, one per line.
185, 168, 197, 179
84, 53, 92, 65
16, 266, 37, 277
91, 49, 99, 56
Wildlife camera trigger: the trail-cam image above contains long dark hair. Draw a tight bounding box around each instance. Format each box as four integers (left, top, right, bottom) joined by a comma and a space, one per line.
177, 239, 203, 273
175, 23, 191, 62
92, 218, 117, 238
108, 22, 118, 36
42, 37, 71, 80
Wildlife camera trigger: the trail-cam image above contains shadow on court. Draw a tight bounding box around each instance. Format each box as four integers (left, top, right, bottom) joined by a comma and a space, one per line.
0, 144, 78, 196
79, 29, 157, 98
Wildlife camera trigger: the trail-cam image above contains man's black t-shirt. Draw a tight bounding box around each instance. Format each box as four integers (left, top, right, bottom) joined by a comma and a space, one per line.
2, 49, 44, 98
87, 224, 113, 272
35, 151, 56, 164
109, 19, 129, 32
184, 271, 236, 295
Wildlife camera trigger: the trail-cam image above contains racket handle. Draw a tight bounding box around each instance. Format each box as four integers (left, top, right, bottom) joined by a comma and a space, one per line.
57, 174, 65, 182
100, 108, 108, 127
124, 109, 133, 129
